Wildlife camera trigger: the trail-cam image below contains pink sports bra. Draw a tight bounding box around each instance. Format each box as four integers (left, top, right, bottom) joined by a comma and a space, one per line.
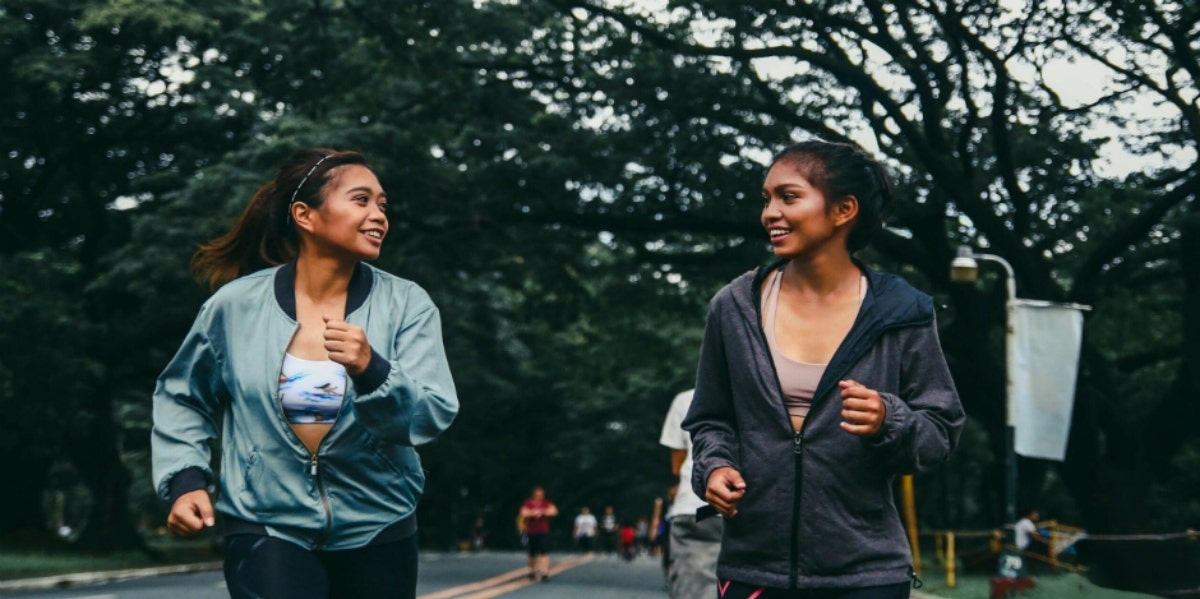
761, 269, 867, 419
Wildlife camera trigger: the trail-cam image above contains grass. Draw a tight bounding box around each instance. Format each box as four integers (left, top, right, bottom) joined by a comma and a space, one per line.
0, 533, 220, 581
916, 566, 1160, 598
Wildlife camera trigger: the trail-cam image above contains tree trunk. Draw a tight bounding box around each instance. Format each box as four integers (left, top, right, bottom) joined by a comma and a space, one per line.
67, 382, 160, 558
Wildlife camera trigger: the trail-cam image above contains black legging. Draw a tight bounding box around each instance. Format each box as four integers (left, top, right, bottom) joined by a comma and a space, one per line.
717, 579, 911, 599
223, 533, 419, 599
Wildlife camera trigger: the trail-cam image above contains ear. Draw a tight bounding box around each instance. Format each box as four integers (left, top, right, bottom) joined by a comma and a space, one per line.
291, 202, 317, 233
834, 195, 860, 227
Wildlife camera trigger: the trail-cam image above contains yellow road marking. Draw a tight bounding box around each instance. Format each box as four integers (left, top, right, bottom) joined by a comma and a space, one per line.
416, 566, 530, 599
420, 555, 596, 599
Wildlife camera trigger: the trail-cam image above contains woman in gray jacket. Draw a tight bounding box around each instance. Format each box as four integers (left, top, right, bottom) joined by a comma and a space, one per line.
683, 140, 964, 598
153, 149, 458, 599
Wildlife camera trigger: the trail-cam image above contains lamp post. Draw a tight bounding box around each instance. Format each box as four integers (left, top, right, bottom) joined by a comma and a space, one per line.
950, 245, 1018, 544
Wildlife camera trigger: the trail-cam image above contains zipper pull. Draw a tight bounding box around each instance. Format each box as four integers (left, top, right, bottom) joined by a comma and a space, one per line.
310, 454, 318, 476
794, 431, 804, 455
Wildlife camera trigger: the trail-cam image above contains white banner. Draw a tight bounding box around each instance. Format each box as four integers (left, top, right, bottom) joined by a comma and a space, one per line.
1011, 300, 1086, 461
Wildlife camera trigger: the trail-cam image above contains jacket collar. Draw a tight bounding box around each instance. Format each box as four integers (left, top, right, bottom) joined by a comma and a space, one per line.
273, 261, 374, 320
741, 257, 935, 410
747, 257, 933, 328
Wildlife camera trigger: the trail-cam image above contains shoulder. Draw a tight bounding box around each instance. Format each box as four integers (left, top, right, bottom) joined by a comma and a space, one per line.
202, 267, 279, 314
365, 265, 438, 312
707, 266, 765, 312
863, 267, 935, 323
668, 389, 695, 416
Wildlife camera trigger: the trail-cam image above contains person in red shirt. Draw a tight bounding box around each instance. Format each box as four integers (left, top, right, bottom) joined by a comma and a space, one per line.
519, 486, 559, 581
620, 523, 637, 562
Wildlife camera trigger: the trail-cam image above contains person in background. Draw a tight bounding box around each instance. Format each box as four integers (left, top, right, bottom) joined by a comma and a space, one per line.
620, 521, 637, 562
152, 148, 459, 599
573, 506, 598, 555
684, 139, 964, 599
634, 516, 651, 556
1015, 508, 1048, 554
653, 491, 672, 576
471, 516, 488, 551
520, 486, 558, 581
660, 388, 723, 599
601, 505, 619, 557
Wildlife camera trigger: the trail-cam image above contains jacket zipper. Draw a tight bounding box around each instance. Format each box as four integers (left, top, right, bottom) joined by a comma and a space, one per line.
310, 454, 333, 549
791, 429, 804, 589
276, 324, 339, 549
751, 266, 805, 590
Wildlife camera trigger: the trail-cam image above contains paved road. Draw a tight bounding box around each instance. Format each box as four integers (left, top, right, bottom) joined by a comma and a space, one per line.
0, 551, 670, 599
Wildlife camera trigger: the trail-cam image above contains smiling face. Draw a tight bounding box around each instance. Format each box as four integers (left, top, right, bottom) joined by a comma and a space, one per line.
293, 164, 388, 261
760, 159, 854, 260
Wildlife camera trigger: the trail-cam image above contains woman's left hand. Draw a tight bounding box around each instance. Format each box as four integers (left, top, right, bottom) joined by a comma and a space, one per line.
323, 315, 371, 376
838, 379, 886, 437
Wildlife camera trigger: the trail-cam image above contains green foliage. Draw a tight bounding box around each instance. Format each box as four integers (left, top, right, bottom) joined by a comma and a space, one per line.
1, 0, 1198, 553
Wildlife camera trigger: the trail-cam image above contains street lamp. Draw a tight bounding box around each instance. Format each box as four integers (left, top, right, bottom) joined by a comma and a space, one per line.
950, 244, 1019, 545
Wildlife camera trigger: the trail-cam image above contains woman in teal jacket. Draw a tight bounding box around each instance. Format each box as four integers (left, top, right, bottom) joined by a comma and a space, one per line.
152, 148, 459, 599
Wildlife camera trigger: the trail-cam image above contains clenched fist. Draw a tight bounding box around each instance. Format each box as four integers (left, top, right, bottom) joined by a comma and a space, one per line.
838, 379, 886, 437
168, 489, 215, 538
323, 315, 372, 375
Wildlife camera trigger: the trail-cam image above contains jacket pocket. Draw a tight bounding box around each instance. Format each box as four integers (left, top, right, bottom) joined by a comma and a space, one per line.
801, 460, 891, 575
223, 445, 261, 510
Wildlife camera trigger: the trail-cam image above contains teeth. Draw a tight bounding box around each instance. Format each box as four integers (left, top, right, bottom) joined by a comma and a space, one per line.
769, 228, 790, 236
363, 230, 383, 239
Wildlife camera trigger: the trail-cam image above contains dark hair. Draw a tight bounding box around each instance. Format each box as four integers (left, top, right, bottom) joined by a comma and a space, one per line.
769, 140, 895, 253
191, 148, 370, 290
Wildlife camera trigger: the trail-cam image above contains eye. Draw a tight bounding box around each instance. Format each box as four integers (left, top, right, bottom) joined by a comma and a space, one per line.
378, 202, 389, 213
353, 195, 369, 204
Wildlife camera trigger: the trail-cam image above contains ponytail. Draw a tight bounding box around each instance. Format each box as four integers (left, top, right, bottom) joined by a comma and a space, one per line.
191, 148, 369, 290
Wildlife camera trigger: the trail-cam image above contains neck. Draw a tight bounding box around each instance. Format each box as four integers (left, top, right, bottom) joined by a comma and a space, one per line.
294, 253, 355, 303
782, 250, 859, 297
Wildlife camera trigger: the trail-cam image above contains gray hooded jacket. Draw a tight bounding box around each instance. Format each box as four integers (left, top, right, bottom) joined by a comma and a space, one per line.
683, 261, 964, 590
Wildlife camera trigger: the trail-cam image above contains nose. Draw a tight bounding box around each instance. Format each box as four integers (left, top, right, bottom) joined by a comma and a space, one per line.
761, 198, 781, 221
369, 203, 387, 223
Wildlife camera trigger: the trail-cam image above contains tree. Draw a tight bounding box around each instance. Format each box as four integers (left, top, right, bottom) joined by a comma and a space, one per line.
482, 0, 1199, 532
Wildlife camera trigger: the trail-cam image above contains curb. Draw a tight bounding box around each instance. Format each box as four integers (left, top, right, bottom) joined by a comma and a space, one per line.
0, 561, 222, 593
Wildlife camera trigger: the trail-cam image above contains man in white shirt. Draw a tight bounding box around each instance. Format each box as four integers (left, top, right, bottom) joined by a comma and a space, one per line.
659, 389, 723, 599
1015, 508, 1047, 552
573, 507, 598, 554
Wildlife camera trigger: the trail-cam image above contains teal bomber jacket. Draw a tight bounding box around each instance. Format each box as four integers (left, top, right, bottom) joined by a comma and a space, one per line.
151, 262, 459, 550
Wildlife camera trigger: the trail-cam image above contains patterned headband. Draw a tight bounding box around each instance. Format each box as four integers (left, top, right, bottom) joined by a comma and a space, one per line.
287, 153, 335, 223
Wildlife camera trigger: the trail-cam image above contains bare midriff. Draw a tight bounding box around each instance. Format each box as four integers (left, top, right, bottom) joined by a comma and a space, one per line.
291, 424, 331, 455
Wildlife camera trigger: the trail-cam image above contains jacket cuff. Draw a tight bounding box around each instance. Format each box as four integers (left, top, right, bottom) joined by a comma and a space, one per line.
695, 458, 737, 500
350, 349, 391, 395
168, 467, 208, 505
866, 392, 908, 448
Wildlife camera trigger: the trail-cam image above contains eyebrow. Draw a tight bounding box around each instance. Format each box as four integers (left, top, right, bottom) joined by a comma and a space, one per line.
345, 186, 387, 199
763, 182, 809, 193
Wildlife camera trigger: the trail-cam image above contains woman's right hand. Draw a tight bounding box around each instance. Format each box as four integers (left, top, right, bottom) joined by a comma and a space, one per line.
167, 490, 215, 538
705, 466, 746, 518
